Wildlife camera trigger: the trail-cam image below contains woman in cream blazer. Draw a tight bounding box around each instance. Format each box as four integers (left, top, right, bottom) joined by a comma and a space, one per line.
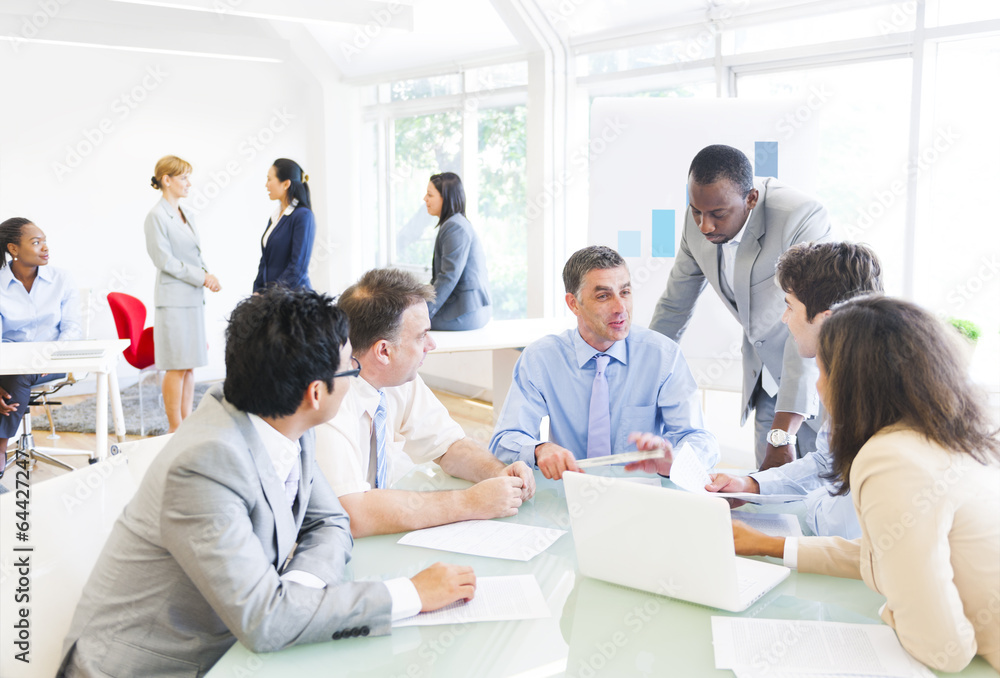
144, 155, 221, 432
733, 296, 1000, 673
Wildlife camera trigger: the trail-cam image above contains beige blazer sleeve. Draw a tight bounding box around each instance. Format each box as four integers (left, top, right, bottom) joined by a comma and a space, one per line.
799, 430, 988, 672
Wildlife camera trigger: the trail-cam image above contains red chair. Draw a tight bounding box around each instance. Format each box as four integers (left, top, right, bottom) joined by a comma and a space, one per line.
107, 292, 157, 435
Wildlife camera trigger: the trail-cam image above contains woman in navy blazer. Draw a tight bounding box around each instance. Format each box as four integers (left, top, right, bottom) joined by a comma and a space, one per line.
424, 172, 491, 331
254, 158, 315, 292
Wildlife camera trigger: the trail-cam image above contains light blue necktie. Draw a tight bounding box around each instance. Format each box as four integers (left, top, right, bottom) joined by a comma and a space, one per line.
587, 354, 612, 458
373, 391, 389, 489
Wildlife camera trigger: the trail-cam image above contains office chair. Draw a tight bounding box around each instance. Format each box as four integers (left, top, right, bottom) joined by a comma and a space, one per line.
107, 292, 157, 436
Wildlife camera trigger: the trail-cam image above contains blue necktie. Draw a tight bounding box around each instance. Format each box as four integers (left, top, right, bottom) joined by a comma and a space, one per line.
587, 354, 612, 458
373, 391, 389, 489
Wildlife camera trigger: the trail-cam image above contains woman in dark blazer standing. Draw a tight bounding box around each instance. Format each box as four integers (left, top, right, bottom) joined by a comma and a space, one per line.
254, 158, 314, 292
423, 172, 491, 330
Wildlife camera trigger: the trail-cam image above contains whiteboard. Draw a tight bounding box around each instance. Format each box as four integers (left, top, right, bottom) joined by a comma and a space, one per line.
588, 97, 820, 362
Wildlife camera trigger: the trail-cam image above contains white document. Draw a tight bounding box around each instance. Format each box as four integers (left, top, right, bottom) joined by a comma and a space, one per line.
397, 520, 566, 561
715, 492, 804, 505
731, 511, 803, 537
712, 617, 935, 677
669, 444, 802, 504
394, 575, 549, 627
668, 442, 711, 492
575, 448, 665, 468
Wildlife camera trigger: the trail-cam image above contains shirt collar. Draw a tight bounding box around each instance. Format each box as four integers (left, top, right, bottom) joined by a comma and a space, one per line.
270, 198, 298, 226
353, 375, 383, 418
247, 412, 300, 483
572, 327, 628, 368
726, 208, 753, 248
0, 264, 54, 288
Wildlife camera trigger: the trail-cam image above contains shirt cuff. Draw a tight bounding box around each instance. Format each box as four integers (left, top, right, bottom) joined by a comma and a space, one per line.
385, 577, 422, 621
783, 537, 799, 570
280, 570, 326, 589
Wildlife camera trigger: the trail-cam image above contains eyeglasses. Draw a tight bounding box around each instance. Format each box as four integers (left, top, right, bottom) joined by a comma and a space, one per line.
333, 356, 361, 379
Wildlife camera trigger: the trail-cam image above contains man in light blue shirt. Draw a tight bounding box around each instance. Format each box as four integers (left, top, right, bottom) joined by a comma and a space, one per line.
706, 242, 883, 538
490, 246, 718, 480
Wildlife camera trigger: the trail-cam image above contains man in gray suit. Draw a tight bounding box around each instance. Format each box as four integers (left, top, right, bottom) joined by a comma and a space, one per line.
58, 287, 476, 677
650, 145, 833, 470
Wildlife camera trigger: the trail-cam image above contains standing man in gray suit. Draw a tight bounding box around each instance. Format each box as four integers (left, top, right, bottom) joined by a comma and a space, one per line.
650, 145, 834, 470
58, 287, 476, 678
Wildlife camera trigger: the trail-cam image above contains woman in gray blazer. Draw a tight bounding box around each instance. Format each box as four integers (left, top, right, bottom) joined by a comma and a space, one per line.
144, 155, 221, 432
423, 172, 491, 330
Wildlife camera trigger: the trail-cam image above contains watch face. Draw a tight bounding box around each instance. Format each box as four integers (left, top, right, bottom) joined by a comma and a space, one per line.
768, 430, 786, 446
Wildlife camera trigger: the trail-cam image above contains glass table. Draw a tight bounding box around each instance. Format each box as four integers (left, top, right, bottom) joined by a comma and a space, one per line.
206, 466, 997, 677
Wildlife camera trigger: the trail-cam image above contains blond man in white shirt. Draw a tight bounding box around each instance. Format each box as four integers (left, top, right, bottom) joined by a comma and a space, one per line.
315, 268, 535, 537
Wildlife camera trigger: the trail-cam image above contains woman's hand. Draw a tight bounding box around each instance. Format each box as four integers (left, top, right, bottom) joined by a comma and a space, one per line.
0, 385, 20, 416
203, 273, 222, 292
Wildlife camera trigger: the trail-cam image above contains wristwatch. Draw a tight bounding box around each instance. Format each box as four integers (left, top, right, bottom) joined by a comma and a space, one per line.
766, 429, 797, 447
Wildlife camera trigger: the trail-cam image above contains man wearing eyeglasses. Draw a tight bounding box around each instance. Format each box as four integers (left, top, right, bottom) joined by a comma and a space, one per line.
314, 268, 535, 538
58, 288, 477, 676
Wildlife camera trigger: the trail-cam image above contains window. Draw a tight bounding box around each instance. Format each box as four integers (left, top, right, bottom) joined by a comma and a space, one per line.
738, 59, 914, 296
477, 105, 528, 319
915, 35, 1000, 333
364, 62, 529, 318
391, 111, 462, 268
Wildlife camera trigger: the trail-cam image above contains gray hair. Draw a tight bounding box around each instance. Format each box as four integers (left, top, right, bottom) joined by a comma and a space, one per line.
562, 246, 626, 296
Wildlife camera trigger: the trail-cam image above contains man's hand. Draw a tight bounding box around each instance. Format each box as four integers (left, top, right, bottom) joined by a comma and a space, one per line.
706, 472, 759, 508
534, 443, 580, 480
410, 562, 476, 612
463, 476, 524, 518
0, 386, 19, 416
501, 461, 535, 501
623, 432, 674, 475
732, 520, 785, 558
759, 443, 795, 471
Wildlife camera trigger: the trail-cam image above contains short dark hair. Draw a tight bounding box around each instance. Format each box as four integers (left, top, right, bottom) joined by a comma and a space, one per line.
688, 144, 754, 198
777, 242, 884, 319
0, 217, 33, 268
338, 268, 435, 352
223, 287, 348, 418
429, 172, 466, 226
562, 246, 626, 296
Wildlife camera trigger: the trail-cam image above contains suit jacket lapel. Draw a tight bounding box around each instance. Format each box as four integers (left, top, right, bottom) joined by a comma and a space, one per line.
734, 180, 768, 330
225, 399, 298, 564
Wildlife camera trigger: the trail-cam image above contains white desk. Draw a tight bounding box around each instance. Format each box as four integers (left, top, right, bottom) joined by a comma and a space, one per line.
206, 466, 997, 677
429, 317, 576, 415
0, 339, 130, 461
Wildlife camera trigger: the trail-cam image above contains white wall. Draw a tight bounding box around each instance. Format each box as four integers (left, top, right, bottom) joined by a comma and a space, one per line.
0, 43, 328, 389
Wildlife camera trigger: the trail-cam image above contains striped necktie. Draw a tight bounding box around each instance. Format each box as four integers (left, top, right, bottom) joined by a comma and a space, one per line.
373, 391, 389, 489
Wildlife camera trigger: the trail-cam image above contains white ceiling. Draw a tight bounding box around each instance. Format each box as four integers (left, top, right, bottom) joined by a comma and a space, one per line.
0, 0, 859, 81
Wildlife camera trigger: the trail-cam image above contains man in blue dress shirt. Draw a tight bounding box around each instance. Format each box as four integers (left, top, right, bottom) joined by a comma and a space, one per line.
705, 241, 883, 538
490, 246, 718, 480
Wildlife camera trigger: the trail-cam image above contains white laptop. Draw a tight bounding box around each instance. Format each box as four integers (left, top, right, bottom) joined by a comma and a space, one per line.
564, 472, 790, 612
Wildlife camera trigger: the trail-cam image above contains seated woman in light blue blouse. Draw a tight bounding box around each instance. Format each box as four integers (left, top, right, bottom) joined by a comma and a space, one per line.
0, 217, 81, 460
423, 172, 492, 331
